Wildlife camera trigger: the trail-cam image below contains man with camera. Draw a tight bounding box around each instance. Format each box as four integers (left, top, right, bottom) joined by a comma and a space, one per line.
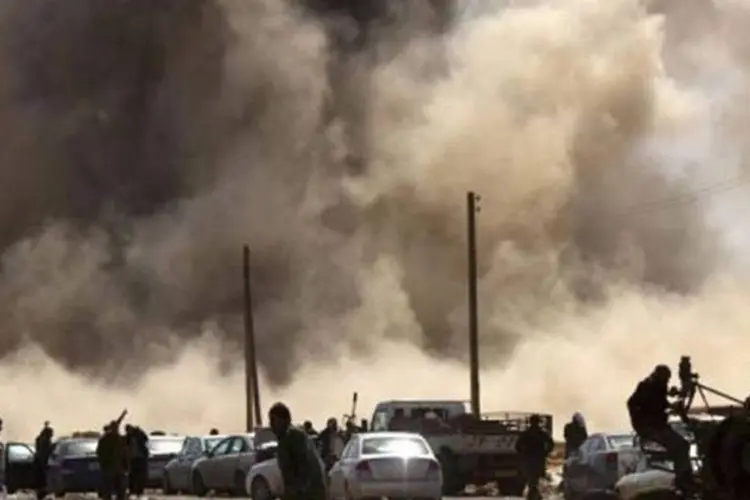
627, 364, 692, 489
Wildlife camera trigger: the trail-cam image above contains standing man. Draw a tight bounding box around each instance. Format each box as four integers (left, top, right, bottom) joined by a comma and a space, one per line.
96, 421, 128, 500
124, 424, 149, 496
515, 414, 554, 500
563, 413, 588, 458
269, 403, 327, 500
34, 422, 54, 500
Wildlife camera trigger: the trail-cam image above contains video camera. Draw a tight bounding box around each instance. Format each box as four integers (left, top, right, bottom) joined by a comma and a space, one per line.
668, 356, 699, 416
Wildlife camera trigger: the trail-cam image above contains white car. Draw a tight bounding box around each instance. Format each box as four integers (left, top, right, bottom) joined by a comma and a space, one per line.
615, 469, 677, 500
614, 440, 700, 500
329, 432, 442, 500
245, 442, 281, 500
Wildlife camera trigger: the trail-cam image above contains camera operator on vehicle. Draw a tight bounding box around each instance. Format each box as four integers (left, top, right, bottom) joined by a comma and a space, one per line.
627, 364, 691, 489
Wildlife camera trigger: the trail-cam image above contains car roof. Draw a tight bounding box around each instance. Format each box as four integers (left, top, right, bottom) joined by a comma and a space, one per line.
359, 431, 425, 440
198, 434, 229, 440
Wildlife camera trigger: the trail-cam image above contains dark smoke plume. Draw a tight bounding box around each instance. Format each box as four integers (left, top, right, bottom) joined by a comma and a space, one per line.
0, 0, 722, 391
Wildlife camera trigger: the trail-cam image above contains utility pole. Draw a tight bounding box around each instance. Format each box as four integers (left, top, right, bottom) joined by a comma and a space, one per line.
466, 191, 481, 418
243, 245, 263, 430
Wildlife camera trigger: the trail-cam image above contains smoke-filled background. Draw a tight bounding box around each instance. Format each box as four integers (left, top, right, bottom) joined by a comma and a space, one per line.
0, 0, 749, 438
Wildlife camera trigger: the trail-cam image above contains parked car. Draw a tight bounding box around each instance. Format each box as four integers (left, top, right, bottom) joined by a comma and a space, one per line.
328, 431, 442, 500
191, 430, 275, 497
162, 434, 227, 494
46, 437, 102, 497
563, 432, 641, 499
146, 435, 185, 488
1, 441, 37, 494
244, 442, 280, 500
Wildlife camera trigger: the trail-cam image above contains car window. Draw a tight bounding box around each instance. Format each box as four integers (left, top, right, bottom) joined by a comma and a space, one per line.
179, 438, 192, 456
228, 438, 246, 454
361, 436, 429, 456
578, 437, 594, 456
202, 437, 223, 453
60, 440, 98, 457
149, 437, 185, 455
588, 436, 606, 453
371, 410, 389, 432
607, 434, 636, 450
341, 439, 357, 460
210, 438, 232, 456
8, 444, 34, 461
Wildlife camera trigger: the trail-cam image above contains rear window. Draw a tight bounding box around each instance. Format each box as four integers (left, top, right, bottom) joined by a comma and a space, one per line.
361, 436, 429, 456
149, 438, 185, 455
60, 440, 98, 457
607, 434, 635, 450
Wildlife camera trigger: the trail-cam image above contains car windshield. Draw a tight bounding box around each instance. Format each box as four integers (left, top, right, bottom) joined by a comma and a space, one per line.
607, 434, 635, 449
149, 438, 184, 455
61, 440, 98, 457
361, 436, 429, 456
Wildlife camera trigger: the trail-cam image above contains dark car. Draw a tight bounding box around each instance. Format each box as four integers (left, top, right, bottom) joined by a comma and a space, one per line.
162, 435, 227, 495
1, 441, 38, 493
46, 438, 101, 496
146, 436, 185, 488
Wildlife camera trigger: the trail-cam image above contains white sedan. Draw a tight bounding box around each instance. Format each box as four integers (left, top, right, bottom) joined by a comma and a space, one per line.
245, 442, 281, 500
329, 432, 442, 500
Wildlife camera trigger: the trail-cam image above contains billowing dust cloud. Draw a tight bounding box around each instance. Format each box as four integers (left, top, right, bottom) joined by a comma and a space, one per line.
1, 0, 750, 438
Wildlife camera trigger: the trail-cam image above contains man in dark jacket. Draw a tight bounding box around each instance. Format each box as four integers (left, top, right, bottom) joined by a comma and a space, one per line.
34, 422, 54, 500
628, 364, 691, 489
124, 424, 149, 496
515, 414, 554, 500
269, 403, 327, 500
318, 417, 344, 471
563, 413, 588, 458
97, 421, 128, 500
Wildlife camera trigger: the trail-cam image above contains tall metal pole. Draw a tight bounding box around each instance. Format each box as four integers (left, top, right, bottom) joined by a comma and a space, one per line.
467, 192, 481, 418
243, 245, 263, 429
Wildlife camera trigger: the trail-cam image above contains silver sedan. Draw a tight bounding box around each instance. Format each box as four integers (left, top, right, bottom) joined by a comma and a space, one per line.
162, 435, 227, 495
191, 430, 275, 497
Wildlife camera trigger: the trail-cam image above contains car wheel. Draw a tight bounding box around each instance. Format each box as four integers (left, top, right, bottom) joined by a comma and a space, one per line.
251, 476, 273, 500
192, 471, 208, 497
163, 471, 176, 495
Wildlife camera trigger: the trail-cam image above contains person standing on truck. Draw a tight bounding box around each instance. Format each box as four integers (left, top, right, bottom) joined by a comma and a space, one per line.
269, 402, 327, 500
563, 412, 587, 458
515, 414, 554, 500
627, 364, 691, 491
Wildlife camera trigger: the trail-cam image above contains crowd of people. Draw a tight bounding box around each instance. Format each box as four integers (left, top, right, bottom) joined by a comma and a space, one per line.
30, 418, 153, 500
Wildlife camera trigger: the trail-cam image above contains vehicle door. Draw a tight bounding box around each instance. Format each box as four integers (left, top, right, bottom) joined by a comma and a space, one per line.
6, 442, 37, 491
215, 437, 248, 488
328, 436, 359, 496
564, 436, 594, 494
172, 438, 200, 489
235, 437, 257, 477
202, 437, 233, 489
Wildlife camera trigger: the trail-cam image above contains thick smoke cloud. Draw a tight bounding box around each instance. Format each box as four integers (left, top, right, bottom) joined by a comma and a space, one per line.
0, 0, 749, 437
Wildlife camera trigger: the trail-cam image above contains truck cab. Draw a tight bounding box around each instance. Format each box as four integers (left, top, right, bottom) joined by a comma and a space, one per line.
370, 400, 467, 431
